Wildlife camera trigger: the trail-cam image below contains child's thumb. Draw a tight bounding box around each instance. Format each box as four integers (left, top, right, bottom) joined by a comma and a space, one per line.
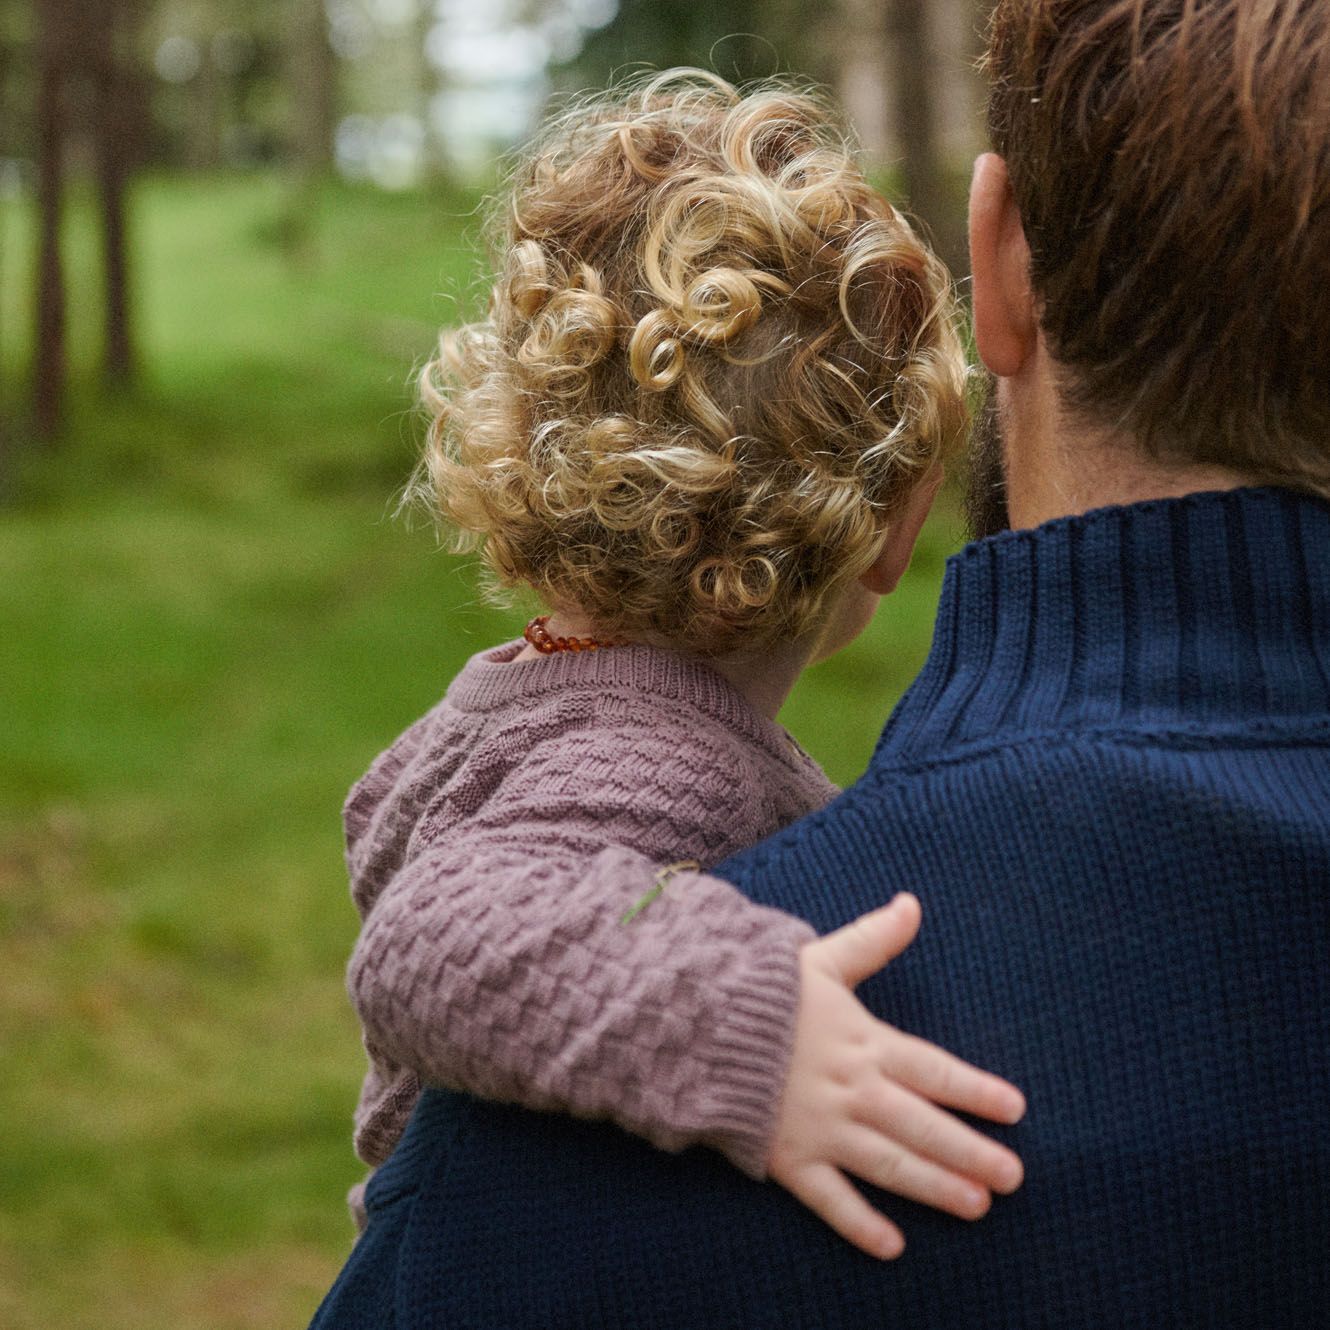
816, 894, 922, 987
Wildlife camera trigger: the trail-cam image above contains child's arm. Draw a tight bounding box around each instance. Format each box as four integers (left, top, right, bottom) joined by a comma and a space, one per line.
349, 828, 1024, 1259
349, 830, 816, 1175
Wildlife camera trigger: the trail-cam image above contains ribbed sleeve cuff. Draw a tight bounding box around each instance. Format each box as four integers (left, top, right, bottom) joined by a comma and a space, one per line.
688, 911, 817, 1179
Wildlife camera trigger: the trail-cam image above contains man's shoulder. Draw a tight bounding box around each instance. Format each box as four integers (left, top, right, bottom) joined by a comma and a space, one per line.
341, 731, 1330, 1330
721, 723, 1330, 923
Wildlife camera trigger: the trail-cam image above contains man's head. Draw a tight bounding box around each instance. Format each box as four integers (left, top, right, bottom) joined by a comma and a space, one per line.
969, 0, 1330, 534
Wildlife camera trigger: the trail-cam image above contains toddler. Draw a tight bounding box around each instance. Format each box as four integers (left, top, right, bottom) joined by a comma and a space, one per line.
344, 72, 1025, 1263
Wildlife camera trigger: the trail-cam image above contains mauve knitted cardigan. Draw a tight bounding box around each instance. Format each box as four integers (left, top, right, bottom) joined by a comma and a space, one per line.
311, 487, 1330, 1330
343, 639, 835, 1221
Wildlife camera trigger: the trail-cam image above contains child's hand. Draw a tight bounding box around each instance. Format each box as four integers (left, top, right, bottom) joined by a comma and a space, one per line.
767, 893, 1026, 1261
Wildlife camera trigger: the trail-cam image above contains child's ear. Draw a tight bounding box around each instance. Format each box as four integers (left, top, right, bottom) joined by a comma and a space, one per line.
860, 468, 944, 596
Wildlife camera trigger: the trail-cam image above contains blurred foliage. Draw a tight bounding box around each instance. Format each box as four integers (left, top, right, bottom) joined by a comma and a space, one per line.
0, 1, 34, 160
143, 0, 296, 167
2, 0, 983, 456
0, 170, 961, 1329
561, 0, 820, 86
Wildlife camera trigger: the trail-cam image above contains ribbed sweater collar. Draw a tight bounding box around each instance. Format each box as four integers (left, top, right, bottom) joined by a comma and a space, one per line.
875, 486, 1330, 764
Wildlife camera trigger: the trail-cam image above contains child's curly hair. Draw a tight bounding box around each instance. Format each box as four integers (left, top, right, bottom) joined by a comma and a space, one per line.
417, 71, 968, 656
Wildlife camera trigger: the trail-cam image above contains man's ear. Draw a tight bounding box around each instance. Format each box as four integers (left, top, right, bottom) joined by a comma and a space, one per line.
969, 153, 1038, 377
860, 467, 944, 596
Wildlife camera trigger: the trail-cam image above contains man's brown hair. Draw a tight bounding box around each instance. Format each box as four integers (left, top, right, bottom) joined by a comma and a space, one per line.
987, 1, 1330, 492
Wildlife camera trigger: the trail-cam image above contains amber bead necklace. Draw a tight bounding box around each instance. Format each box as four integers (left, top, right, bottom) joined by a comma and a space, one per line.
523, 615, 624, 655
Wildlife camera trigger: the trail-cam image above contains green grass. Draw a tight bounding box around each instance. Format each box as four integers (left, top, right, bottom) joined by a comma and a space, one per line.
0, 171, 961, 1329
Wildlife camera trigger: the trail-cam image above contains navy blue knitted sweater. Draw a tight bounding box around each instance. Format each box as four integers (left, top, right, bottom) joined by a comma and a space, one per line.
312, 488, 1330, 1330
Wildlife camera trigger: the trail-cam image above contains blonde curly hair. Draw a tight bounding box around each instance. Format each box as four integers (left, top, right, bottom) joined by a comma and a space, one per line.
417, 71, 968, 656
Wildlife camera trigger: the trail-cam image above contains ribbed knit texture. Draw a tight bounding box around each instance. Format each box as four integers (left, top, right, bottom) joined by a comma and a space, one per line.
310, 487, 1330, 1330
342, 640, 833, 1227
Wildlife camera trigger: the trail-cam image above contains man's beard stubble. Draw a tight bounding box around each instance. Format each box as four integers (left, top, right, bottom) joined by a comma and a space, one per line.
964, 371, 1011, 541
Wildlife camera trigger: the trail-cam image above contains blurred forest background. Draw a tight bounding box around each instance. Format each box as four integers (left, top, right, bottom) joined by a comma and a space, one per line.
1, 2, 989, 1325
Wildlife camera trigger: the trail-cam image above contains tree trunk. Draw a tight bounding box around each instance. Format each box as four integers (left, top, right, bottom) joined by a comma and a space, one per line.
33, 0, 68, 442
282, 0, 336, 263
0, 32, 9, 485
190, 39, 224, 171
0, 177, 7, 497
93, 0, 137, 389
837, 0, 892, 167
887, 0, 964, 273
291, 0, 335, 175
416, 2, 436, 179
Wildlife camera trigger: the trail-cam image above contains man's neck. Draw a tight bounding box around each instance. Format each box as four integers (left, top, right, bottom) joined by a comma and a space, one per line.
1000, 346, 1254, 531
1007, 448, 1254, 531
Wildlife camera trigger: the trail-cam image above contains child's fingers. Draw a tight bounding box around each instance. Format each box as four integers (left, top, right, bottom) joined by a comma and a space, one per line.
852, 1080, 1025, 1196
782, 1161, 906, 1262
813, 893, 923, 987
835, 1124, 992, 1221
880, 1028, 1027, 1125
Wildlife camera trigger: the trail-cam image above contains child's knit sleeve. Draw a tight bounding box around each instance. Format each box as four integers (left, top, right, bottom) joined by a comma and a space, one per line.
346, 748, 818, 1180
